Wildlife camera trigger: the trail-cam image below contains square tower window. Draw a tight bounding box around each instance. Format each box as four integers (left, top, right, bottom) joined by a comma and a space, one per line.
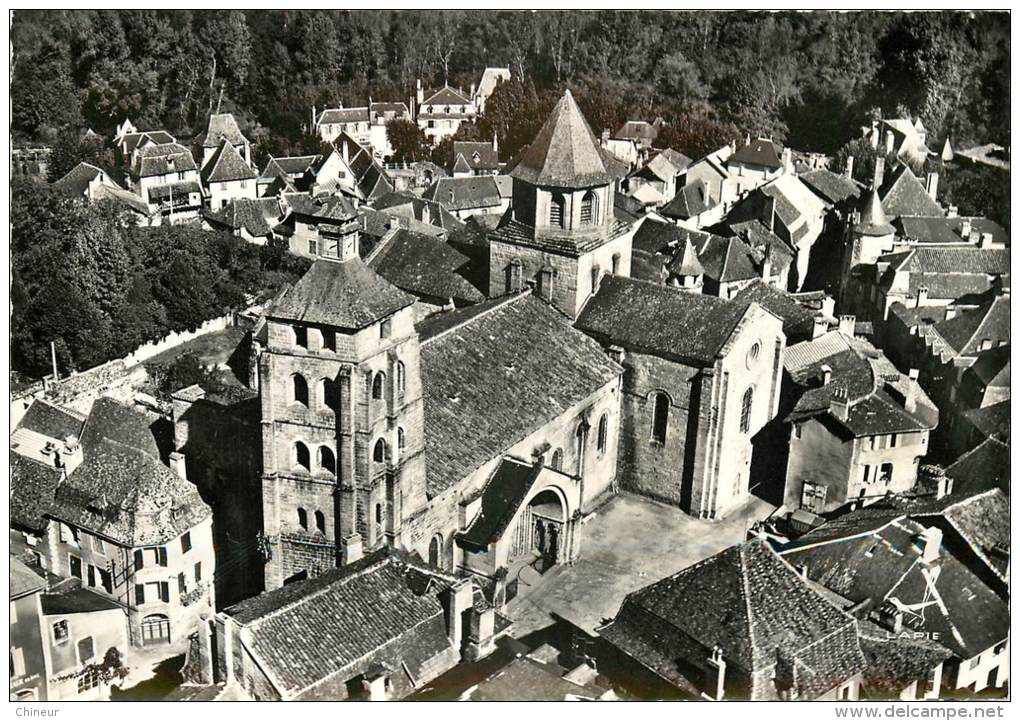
294, 326, 308, 348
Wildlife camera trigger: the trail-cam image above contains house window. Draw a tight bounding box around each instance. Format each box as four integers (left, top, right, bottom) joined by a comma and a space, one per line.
373, 439, 387, 464
597, 414, 609, 453
793, 423, 803, 440
53, 620, 70, 644
380, 318, 392, 339
315, 511, 326, 534
397, 427, 406, 451
652, 392, 669, 444
611, 253, 621, 275
551, 448, 564, 471
319, 446, 336, 475
292, 373, 309, 406
297, 508, 308, 530
802, 482, 827, 513
549, 193, 565, 228
181, 532, 192, 554
739, 387, 754, 433
294, 441, 310, 470
580, 190, 598, 225
190, 562, 200, 584
372, 372, 385, 400
69, 554, 83, 579
10, 648, 25, 678
890, 433, 898, 448
92, 536, 105, 555
879, 462, 893, 483
177, 572, 187, 596
60, 524, 79, 546
308, 238, 319, 256
969, 657, 981, 670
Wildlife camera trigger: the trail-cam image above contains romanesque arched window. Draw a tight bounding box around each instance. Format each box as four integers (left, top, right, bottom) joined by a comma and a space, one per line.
319, 446, 336, 475
597, 414, 609, 453
581, 190, 598, 225
373, 438, 387, 463
292, 374, 308, 406
740, 387, 754, 434
396, 361, 406, 394
294, 441, 310, 470
652, 392, 669, 444
397, 427, 406, 451
314, 510, 326, 534
320, 377, 339, 413
549, 193, 565, 229
551, 448, 564, 471
372, 372, 385, 400
297, 508, 308, 530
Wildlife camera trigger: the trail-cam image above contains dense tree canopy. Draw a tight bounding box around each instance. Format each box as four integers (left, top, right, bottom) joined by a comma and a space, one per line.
11, 10, 1009, 155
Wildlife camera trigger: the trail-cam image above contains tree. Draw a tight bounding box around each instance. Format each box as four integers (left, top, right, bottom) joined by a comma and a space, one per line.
48, 132, 115, 182
386, 119, 430, 162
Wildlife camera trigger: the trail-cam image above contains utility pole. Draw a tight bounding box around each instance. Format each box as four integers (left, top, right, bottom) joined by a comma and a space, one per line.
50, 340, 58, 381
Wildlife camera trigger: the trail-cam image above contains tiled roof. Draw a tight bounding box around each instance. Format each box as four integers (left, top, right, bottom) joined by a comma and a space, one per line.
760, 174, 827, 230
782, 513, 1009, 659
10, 454, 63, 533
121, 130, 175, 154
733, 280, 818, 342
260, 155, 320, 181
660, 179, 712, 219
452, 141, 498, 171
204, 198, 281, 237
465, 655, 607, 701
895, 216, 964, 245
488, 214, 633, 258
317, 107, 370, 125
929, 294, 1009, 357
147, 181, 202, 203
367, 228, 485, 305
418, 293, 621, 496
666, 237, 705, 278
947, 217, 1009, 247
601, 541, 865, 699
614, 120, 658, 142
945, 437, 1010, 496
693, 233, 760, 284
575, 275, 749, 365
40, 588, 122, 615
202, 139, 257, 184
10, 558, 46, 600
225, 551, 457, 697
878, 247, 1010, 298
728, 138, 783, 170
858, 633, 952, 697
800, 169, 861, 206
459, 458, 542, 550
879, 165, 944, 219
92, 184, 152, 215
931, 489, 1010, 580
136, 143, 198, 177
269, 258, 415, 331
422, 176, 502, 211
16, 399, 86, 440
52, 162, 108, 196
511, 90, 610, 188
200, 113, 249, 148
633, 150, 690, 183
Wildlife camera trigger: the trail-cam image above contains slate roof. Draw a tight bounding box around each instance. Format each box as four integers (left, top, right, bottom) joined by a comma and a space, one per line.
204, 198, 281, 238
418, 293, 621, 496
16, 399, 86, 440
733, 280, 818, 342
948, 217, 1009, 247
147, 181, 202, 203
317, 107, 370, 125
895, 217, 966, 245
945, 437, 1010, 496
370, 192, 466, 234
52, 162, 110, 196
224, 551, 457, 698
40, 588, 122, 615
422, 176, 502, 211
201, 139, 257, 184
452, 141, 499, 172
927, 489, 1010, 581
728, 138, 783, 170
800, 169, 861, 206
511, 90, 610, 188
488, 213, 633, 258
575, 275, 750, 365
367, 228, 484, 305
928, 294, 1009, 358
600, 540, 866, 699
136, 143, 198, 177
422, 85, 472, 106
632, 150, 690, 183
465, 655, 607, 701
10, 454, 63, 534
11, 558, 46, 600
878, 247, 1010, 299
660, 179, 712, 220
79, 396, 161, 460
666, 237, 705, 278
121, 130, 175, 155
879, 165, 944, 219
854, 189, 895, 236
759, 174, 827, 234
784, 331, 938, 436
693, 233, 761, 284
200, 113, 249, 148
459, 458, 542, 550
260, 155, 320, 181
270, 258, 415, 331
614, 120, 658, 142
781, 514, 1009, 659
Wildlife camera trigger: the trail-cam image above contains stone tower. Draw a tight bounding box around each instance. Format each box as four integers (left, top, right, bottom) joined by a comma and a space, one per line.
258, 231, 427, 589
488, 89, 635, 319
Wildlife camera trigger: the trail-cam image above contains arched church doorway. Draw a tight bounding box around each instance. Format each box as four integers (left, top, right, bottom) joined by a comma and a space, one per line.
511, 488, 567, 573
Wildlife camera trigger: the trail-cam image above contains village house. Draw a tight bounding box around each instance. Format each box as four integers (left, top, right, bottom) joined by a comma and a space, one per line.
113, 118, 176, 167
860, 116, 932, 169
598, 539, 868, 700
197, 113, 253, 169
625, 148, 691, 206
781, 325, 938, 515
684, 143, 736, 208
659, 178, 714, 227
278, 192, 361, 260
11, 397, 215, 650
575, 275, 784, 519
725, 136, 790, 197
416, 81, 477, 145
202, 197, 285, 245
422, 175, 508, 219
781, 505, 1009, 696
367, 191, 466, 238
473, 66, 511, 114
450, 136, 500, 176
310, 133, 394, 202
11, 559, 50, 701
257, 155, 320, 196
208, 550, 508, 699
201, 139, 258, 210
314, 101, 413, 158
461, 643, 615, 700
487, 90, 637, 319
130, 142, 203, 221
51, 162, 156, 224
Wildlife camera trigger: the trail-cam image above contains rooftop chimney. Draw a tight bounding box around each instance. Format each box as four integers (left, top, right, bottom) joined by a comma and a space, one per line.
960, 218, 972, 239
601, 128, 610, 146
838, 315, 856, 337
916, 286, 929, 306
444, 578, 473, 650
884, 130, 895, 154
917, 526, 942, 564
873, 157, 885, 191
705, 646, 727, 701
905, 369, 919, 413
947, 205, 958, 218
844, 155, 854, 180
980, 232, 994, 249
925, 172, 939, 201
820, 364, 832, 386
830, 386, 851, 422
935, 470, 954, 500
341, 533, 363, 564
761, 243, 773, 281
169, 451, 188, 481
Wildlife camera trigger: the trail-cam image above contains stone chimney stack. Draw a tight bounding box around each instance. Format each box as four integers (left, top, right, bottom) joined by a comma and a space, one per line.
947, 205, 958, 218
905, 369, 919, 413
782, 147, 793, 173
311, 105, 317, 131
918, 526, 943, 564
444, 578, 473, 650
820, 364, 832, 386
838, 315, 857, 337
830, 386, 851, 422
873, 156, 885, 191
470, 82, 476, 99
601, 128, 610, 146
342, 533, 363, 565
885, 130, 895, 154
169, 451, 188, 481
416, 78, 424, 105
980, 232, 994, 249
916, 286, 929, 306
961, 218, 972, 239
925, 172, 939, 201
844, 155, 854, 179
761, 243, 773, 281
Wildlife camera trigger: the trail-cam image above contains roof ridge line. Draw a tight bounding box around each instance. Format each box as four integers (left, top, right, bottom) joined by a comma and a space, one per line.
737, 544, 760, 665
419, 290, 532, 347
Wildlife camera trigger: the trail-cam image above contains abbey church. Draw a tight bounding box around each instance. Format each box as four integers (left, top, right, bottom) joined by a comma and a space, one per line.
173, 90, 785, 592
